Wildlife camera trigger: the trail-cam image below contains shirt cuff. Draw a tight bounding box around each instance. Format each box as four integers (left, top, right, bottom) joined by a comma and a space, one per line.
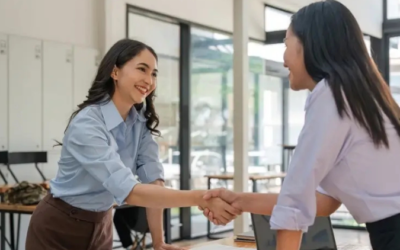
102, 167, 139, 205
270, 205, 311, 232
136, 162, 165, 183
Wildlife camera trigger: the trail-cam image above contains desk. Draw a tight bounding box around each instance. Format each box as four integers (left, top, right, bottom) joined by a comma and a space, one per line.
204, 173, 286, 239
0, 203, 36, 250
192, 236, 369, 250
193, 236, 255, 248
0, 202, 172, 250
205, 173, 286, 193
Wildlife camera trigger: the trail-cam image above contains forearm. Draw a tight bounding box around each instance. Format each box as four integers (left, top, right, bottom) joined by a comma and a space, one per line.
125, 183, 207, 209
146, 180, 165, 244
276, 230, 303, 250
238, 192, 340, 216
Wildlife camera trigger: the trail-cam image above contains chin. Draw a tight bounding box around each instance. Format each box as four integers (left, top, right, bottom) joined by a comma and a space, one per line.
289, 83, 300, 91
130, 94, 146, 105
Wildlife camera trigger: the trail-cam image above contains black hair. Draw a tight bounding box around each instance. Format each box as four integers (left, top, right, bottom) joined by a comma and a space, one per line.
55, 39, 160, 146
290, 0, 400, 148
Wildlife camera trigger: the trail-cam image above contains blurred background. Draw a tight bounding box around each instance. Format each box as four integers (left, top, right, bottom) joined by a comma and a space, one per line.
0, 0, 399, 249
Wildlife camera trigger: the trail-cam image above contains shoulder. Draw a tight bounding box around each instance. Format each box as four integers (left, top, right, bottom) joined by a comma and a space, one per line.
65, 105, 107, 139
306, 80, 347, 119
306, 80, 334, 108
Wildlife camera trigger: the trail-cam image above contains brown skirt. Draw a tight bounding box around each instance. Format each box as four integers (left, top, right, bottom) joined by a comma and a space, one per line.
25, 194, 113, 250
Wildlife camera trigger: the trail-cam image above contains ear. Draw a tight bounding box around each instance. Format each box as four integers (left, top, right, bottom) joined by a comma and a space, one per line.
110, 66, 119, 81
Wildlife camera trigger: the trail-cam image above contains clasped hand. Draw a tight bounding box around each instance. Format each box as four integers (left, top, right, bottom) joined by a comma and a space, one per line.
198, 188, 242, 226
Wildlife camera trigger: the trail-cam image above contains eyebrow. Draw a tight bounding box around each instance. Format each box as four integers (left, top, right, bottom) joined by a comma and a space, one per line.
138, 62, 158, 72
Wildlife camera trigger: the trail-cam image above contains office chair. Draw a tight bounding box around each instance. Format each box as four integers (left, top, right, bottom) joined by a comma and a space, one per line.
113, 206, 150, 250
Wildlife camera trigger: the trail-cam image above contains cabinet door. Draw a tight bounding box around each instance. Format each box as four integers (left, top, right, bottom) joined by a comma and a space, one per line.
43, 41, 73, 151
73, 46, 99, 108
9, 36, 42, 152
0, 34, 8, 151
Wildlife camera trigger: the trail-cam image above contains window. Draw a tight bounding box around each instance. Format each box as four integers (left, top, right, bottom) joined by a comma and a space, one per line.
190, 27, 234, 236
389, 36, 400, 104
127, 12, 181, 240
265, 6, 292, 32
387, 0, 400, 19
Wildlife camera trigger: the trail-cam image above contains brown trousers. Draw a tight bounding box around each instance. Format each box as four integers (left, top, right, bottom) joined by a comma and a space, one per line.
26, 194, 113, 250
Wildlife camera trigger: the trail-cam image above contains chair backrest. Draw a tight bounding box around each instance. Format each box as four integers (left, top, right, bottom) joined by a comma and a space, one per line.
130, 207, 149, 233
8, 152, 47, 165
0, 151, 8, 164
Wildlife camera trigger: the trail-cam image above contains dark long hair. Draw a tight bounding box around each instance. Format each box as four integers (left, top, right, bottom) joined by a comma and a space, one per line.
291, 0, 400, 148
55, 39, 160, 146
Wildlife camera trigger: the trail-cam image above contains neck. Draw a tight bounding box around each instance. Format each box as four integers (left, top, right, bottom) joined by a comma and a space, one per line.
307, 79, 318, 91
112, 94, 133, 121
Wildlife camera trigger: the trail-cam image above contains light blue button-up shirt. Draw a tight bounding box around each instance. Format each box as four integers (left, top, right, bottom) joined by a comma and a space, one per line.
50, 100, 164, 211
271, 79, 400, 232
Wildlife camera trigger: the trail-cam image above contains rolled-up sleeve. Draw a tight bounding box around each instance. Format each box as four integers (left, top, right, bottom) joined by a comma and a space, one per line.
66, 115, 139, 205
136, 126, 165, 184
270, 87, 351, 232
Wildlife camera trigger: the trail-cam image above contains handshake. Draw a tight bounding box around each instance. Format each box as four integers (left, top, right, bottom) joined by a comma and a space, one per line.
197, 188, 243, 226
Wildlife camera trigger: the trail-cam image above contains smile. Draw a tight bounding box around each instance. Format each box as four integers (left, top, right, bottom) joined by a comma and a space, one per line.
135, 86, 148, 95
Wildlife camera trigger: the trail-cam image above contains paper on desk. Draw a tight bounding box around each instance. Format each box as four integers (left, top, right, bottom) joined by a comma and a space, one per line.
191, 244, 249, 250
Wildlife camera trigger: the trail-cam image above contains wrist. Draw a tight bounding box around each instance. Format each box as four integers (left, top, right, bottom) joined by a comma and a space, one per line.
236, 193, 246, 211
153, 240, 164, 248
192, 190, 207, 207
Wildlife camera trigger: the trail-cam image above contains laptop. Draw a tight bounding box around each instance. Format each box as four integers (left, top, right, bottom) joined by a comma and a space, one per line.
251, 214, 370, 250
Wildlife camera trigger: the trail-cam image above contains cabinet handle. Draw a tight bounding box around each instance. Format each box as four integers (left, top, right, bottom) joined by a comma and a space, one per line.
35, 45, 41, 59
0, 40, 7, 55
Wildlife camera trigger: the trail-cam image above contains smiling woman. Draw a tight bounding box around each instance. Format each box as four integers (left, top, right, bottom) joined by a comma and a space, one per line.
25, 39, 240, 250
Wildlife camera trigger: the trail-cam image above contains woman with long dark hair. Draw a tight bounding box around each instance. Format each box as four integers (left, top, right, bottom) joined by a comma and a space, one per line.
25, 39, 239, 250
201, 1, 400, 249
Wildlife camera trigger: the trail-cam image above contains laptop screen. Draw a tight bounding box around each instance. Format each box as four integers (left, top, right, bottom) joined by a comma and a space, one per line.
251, 214, 337, 250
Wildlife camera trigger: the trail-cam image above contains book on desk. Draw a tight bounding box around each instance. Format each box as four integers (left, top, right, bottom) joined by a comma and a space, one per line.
234, 230, 255, 243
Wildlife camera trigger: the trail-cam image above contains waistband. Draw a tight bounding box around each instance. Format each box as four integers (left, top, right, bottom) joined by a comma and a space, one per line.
366, 213, 400, 234
43, 194, 112, 223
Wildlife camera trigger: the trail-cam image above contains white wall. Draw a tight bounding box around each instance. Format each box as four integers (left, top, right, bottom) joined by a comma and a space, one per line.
105, 0, 383, 52
0, 0, 104, 50
268, 0, 383, 38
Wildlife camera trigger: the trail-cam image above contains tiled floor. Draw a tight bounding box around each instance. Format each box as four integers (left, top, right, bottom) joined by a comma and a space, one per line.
114, 228, 370, 249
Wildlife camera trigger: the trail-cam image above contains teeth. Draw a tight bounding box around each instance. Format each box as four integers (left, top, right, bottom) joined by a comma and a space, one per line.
136, 86, 147, 92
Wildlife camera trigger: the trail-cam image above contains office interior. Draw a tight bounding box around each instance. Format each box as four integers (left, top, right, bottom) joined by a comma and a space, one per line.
0, 0, 399, 249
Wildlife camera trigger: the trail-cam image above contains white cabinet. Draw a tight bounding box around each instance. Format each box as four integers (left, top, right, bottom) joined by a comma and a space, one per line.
9, 36, 42, 152
73, 46, 99, 108
42, 41, 73, 151
0, 34, 8, 151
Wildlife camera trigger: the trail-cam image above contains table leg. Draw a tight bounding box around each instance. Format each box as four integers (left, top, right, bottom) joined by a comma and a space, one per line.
1, 211, 5, 250
163, 208, 171, 244
252, 180, 257, 193
207, 177, 211, 239
16, 214, 20, 250
9, 212, 15, 249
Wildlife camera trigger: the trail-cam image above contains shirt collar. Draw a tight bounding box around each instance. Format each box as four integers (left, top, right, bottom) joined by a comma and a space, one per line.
100, 100, 147, 131
304, 78, 327, 111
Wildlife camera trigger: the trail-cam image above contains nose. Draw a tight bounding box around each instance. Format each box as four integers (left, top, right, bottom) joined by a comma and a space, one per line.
143, 74, 153, 86
283, 62, 288, 68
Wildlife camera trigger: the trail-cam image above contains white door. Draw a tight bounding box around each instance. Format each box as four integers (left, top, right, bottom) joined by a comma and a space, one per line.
9, 35, 42, 152
73, 46, 99, 108
0, 34, 8, 151
42, 41, 73, 151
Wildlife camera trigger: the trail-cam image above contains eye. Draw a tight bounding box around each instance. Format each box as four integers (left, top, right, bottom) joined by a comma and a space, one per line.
138, 67, 146, 72
152, 72, 158, 77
